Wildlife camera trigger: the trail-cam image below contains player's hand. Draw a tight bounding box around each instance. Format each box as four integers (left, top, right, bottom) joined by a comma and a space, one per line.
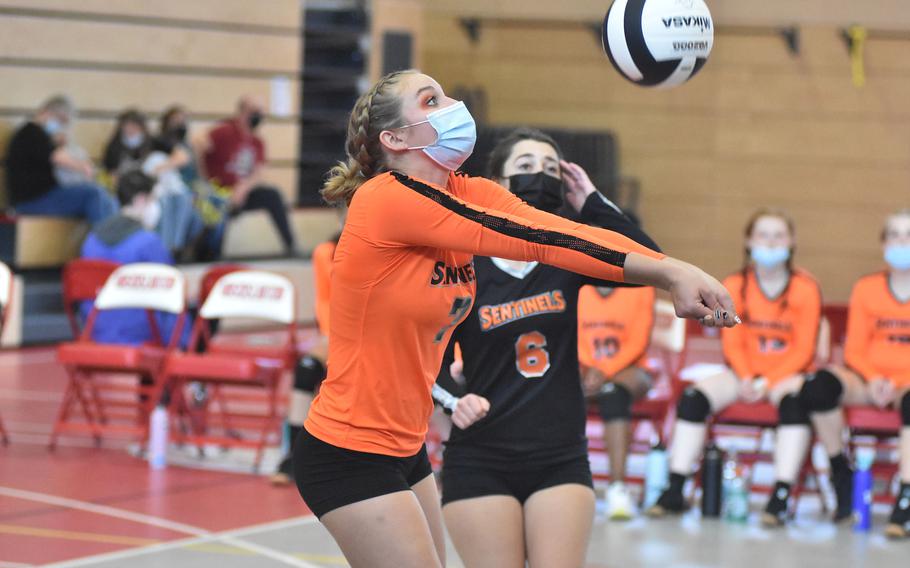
740, 377, 767, 404
665, 260, 739, 328
452, 394, 490, 429
869, 377, 896, 409
582, 367, 606, 397
449, 358, 464, 381
560, 160, 597, 213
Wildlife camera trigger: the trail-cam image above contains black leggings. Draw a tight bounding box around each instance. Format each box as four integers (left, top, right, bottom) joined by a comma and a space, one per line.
239, 185, 294, 248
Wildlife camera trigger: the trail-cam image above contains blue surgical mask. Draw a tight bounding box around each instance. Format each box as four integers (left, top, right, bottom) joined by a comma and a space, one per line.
44, 118, 63, 136
402, 101, 476, 171
885, 245, 910, 271
751, 246, 790, 268
122, 133, 145, 149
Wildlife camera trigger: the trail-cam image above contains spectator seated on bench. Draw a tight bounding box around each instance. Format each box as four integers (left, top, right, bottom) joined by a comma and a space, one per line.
4, 94, 116, 225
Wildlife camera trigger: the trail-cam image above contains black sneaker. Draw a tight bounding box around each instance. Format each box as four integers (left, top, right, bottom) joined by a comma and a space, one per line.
269, 455, 294, 486
646, 487, 687, 517
831, 465, 854, 523
886, 484, 910, 539
761, 483, 791, 527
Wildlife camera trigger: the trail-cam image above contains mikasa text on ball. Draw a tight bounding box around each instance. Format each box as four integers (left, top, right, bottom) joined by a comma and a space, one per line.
603, 0, 714, 88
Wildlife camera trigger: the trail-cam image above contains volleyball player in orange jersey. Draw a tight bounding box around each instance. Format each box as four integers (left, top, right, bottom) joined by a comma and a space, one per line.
578, 283, 656, 519
649, 209, 856, 526
291, 69, 738, 568
819, 210, 910, 538
270, 232, 338, 485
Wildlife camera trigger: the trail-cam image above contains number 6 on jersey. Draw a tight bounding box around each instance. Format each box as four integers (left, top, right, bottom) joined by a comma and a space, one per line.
515, 331, 550, 378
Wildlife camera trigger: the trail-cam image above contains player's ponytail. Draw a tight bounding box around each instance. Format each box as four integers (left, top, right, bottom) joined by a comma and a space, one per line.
322, 69, 417, 206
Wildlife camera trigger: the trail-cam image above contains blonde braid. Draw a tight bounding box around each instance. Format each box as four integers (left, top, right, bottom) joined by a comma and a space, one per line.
322, 69, 417, 205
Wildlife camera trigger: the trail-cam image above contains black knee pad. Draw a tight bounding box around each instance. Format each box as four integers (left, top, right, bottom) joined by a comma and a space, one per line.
799, 370, 844, 412
598, 382, 632, 422
294, 356, 326, 393
777, 394, 810, 425
677, 387, 711, 423
901, 391, 910, 426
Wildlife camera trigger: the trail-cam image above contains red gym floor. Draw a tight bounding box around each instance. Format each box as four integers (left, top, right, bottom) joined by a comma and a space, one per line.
0, 345, 312, 567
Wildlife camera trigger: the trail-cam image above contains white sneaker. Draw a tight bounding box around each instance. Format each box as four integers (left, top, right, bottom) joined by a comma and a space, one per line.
606, 482, 636, 521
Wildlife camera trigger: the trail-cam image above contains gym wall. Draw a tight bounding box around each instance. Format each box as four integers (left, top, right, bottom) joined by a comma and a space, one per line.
423, 0, 910, 302
0, 0, 302, 207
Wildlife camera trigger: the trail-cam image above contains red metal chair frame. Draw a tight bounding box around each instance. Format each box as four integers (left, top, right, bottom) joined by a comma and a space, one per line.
162, 270, 297, 471
50, 264, 187, 449
61, 259, 121, 338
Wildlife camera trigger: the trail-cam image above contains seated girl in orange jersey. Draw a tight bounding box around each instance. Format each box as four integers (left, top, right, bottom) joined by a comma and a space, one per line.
578, 282, 655, 519
819, 210, 910, 539
648, 209, 854, 527
291, 69, 739, 568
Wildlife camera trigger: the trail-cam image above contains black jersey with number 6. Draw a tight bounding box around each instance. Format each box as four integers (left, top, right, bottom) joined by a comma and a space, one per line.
437, 193, 660, 466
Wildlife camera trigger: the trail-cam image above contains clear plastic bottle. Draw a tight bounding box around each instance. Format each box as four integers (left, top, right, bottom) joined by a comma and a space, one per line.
723, 451, 750, 523
148, 404, 169, 470
643, 443, 669, 509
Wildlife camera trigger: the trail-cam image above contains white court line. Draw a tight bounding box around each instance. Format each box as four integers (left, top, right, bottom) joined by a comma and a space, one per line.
0, 561, 35, 568
42, 516, 321, 568
0, 389, 62, 402
0, 486, 207, 536
0, 487, 320, 568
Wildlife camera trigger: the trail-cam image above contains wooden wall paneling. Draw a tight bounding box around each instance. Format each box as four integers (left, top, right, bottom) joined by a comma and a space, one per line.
0, 0, 301, 29
0, 16, 299, 73
0, 68, 300, 117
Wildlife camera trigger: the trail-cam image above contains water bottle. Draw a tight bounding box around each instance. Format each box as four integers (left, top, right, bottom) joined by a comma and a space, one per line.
148, 404, 169, 470
701, 444, 724, 518
852, 448, 874, 532
644, 444, 669, 509
723, 452, 750, 523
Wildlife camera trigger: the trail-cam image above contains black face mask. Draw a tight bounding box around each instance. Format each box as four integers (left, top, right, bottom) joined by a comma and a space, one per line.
508, 172, 564, 213
248, 112, 263, 129
170, 124, 188, 141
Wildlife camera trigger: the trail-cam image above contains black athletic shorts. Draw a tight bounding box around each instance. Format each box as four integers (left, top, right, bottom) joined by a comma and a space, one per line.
441, 453, 593, 506
293, 427, 434, 518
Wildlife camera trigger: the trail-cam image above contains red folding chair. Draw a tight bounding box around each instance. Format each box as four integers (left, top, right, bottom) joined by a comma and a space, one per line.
50, 263, 187, 448
589, 299, 688, 487
62, 259, 120, 338
703, 311, 837, 514
161, 270, 296, 471
0, 261, 13, 445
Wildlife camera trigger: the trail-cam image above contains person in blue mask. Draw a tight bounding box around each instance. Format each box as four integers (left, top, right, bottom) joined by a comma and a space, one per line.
4, 95, 116, 224
815, 210, 910, 539
648, 208, 858, 527
292, 69, 739, 568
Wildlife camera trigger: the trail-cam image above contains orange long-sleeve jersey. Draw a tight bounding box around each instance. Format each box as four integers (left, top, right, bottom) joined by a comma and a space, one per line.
577, 286, 655, 378
844, 272, 910, 386
312, 240, 335, 337
304, 171, 665, 456
720, 268, 821, 385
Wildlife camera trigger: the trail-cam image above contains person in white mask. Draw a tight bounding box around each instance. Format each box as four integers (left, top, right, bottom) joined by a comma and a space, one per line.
813, 209, 910, 539
290, 69, 740, 568
648, 208, 858, 527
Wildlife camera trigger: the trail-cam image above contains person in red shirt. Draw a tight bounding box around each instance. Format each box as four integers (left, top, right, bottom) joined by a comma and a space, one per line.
648, 209, 856, 527
291, 69, 739, 568
199, 96, 295, 256
820, 210, 910, 538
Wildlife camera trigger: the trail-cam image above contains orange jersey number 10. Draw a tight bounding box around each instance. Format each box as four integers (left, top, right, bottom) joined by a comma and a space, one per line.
515, 331, 551, 378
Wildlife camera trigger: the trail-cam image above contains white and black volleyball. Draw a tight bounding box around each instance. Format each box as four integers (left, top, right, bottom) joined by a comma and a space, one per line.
602, 0, 714, 88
